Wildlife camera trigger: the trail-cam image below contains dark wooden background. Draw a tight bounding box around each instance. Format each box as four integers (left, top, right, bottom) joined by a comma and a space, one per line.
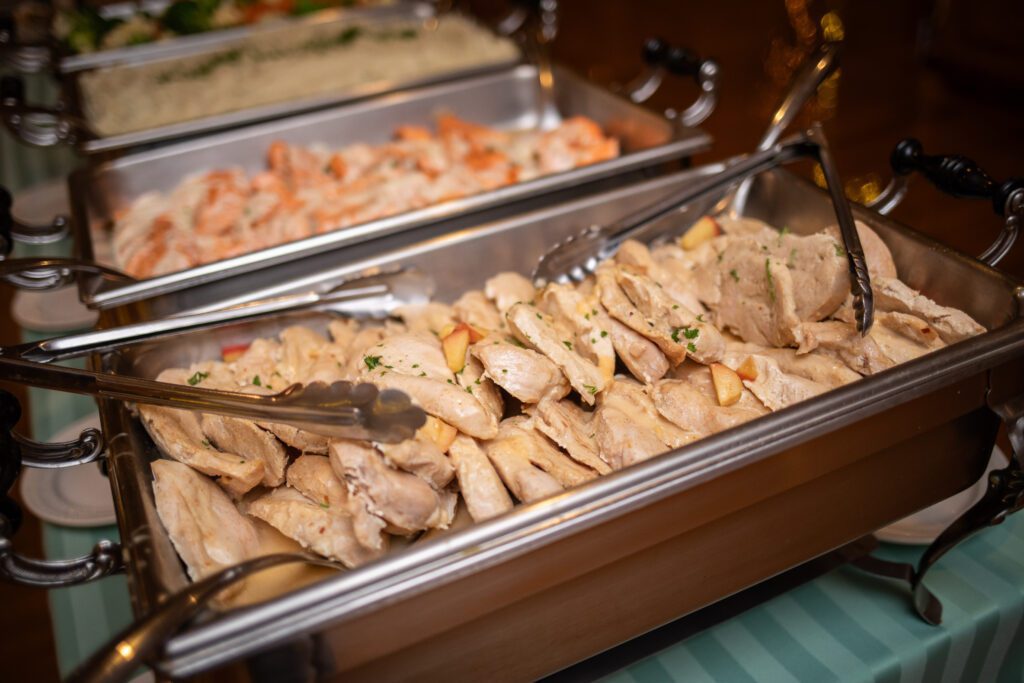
1, 0, 1022, 679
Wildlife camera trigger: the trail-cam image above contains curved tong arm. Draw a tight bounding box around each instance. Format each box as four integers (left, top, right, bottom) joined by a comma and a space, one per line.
868, 139, 1024, 267
1, 74, 91, 148
0, 389, 125, 588
624, 38, 719, 128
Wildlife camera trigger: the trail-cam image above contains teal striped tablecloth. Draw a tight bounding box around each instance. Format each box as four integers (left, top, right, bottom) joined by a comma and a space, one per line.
608, 517, 1024, 683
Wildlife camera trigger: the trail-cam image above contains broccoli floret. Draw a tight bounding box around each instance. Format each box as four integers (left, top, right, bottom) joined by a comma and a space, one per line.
162, 0, 214, 35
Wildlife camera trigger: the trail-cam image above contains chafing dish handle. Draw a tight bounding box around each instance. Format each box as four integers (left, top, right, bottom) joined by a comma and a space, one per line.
0, 74, 91, 148
868, 139, 1024, 267
624, 38, 719, 128
0, 389, 124, 587
0, 186, 70, 254
0, 12, 54, 73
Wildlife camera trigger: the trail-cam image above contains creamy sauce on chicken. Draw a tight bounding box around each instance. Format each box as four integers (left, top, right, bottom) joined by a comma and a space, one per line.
146, 216, 985, 584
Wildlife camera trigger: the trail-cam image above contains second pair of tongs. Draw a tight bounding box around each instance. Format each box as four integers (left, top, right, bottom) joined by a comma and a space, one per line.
532, 124, 875, 333
0, 269, 435, 442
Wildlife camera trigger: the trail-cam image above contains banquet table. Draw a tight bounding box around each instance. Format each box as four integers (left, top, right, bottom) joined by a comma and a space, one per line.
24, 350, 1024, 682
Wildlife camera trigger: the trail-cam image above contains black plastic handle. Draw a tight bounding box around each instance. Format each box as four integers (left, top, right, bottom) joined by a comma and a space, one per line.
642, 37, 707, 79
891, 138, 1024, 217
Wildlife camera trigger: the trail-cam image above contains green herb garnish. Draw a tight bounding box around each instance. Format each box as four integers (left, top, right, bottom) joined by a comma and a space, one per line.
583, 384, 598, 395
187, 371, 208, 386
729, 269, 740, 283
252, 375, 261, 386
563, 340, 573, 350
363, 355, 382, 370
765, 258, 776, 303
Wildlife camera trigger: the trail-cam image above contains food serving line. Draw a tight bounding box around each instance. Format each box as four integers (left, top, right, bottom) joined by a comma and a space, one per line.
2, 2, 1024, 681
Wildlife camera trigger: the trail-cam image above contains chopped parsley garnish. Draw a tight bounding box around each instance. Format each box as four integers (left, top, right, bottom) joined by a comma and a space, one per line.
584, 313, 591, 320
672, 304, 679, 309
729, 269, 740, 283
716, 250, 725, 263
600, 330, 608, 338
252, 375, 262, 386
778, 226, 790, 246
788, 248, 797, 268
671, 326, 699, 343
833, 241, 845, 257
201, 439, 212, 448
363, 355, 382, 370
583, 384, 598, 395
765, 258, 776, 302
446, 379, 454, 385
536, 312, 542, 319
319, 502, 330, 510
509, 338, 525, 348
696, 314, 705, 323
687, 342, 697, 353
412, 363, 419, 368
502, 368, 508, 373
466, 386, 473, 394
187, 371, 208, 386
419, 371, 427, 377
563, 340, 573, 350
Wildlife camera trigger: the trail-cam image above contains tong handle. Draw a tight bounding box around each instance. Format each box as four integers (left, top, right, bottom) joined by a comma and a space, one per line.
873, 139, 1024, 267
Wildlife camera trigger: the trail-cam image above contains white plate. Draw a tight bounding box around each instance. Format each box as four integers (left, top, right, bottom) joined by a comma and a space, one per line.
19, 415, 117, 528
12, 285, 98, 333
876, 447, 1006, 545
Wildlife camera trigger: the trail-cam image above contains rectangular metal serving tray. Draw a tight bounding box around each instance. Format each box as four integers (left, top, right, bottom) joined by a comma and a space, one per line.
70, 63, 711, 312
94, 164, 1024, 680
43, 2, 530, 154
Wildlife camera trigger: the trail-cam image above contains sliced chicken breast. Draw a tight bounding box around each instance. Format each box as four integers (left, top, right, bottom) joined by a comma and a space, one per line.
448, 434, 514, 522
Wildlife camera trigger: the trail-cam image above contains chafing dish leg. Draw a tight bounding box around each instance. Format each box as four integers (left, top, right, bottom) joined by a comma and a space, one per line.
0, 74, 89, 148
852, 392, 1024, 625
869, 139, 1024, 267
0, 389, 124, 588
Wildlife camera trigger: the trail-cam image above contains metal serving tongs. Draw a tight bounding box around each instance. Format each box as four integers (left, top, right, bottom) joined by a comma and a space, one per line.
532, 124, 875, 333
0, 269, 434, 442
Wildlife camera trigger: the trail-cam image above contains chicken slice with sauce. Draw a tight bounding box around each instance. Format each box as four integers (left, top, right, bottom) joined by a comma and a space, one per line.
650, 379, 765, 437
152, 459, 261, 582
200, 413, 288, 487
532, 398, 610, 474
483, 422, 564, 503
871, 277, 985, 343
614, 268, 725, 365
594, 378, 699, 469
329, 440, 455, 533
286, 454, 388, 552
537, 283, 616, 383
471, 337, 570, 404
140, 403, 263, 497
448, 434, 514, 522
246, 487, 385, 568
485, 272, 536, 314
376, 438, 455, 490
506, 302, 607, 404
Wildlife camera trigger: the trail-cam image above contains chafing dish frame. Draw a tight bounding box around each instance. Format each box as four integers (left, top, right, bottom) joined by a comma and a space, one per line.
59, 161, 1023, 680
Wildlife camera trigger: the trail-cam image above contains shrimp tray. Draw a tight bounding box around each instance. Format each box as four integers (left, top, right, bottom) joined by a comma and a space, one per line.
68, 63, 711, 311
93, 164, 1024, 680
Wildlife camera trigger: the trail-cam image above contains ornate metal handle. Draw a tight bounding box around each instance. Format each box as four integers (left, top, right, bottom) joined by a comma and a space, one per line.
624, 37, 719, 128
0, 389, 124, 588
0, 186, 70, 257
1, 74, 90, 148
495, 0, 558, 43
0, 12, 55, 74
869, 139, 1024, 267
0, 256, 133, 293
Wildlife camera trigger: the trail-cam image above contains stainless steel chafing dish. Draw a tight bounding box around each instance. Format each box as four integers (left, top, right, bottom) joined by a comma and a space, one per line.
3, 52, 717, 312
2, 139, 1021, 680
0, 1, 531, 154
